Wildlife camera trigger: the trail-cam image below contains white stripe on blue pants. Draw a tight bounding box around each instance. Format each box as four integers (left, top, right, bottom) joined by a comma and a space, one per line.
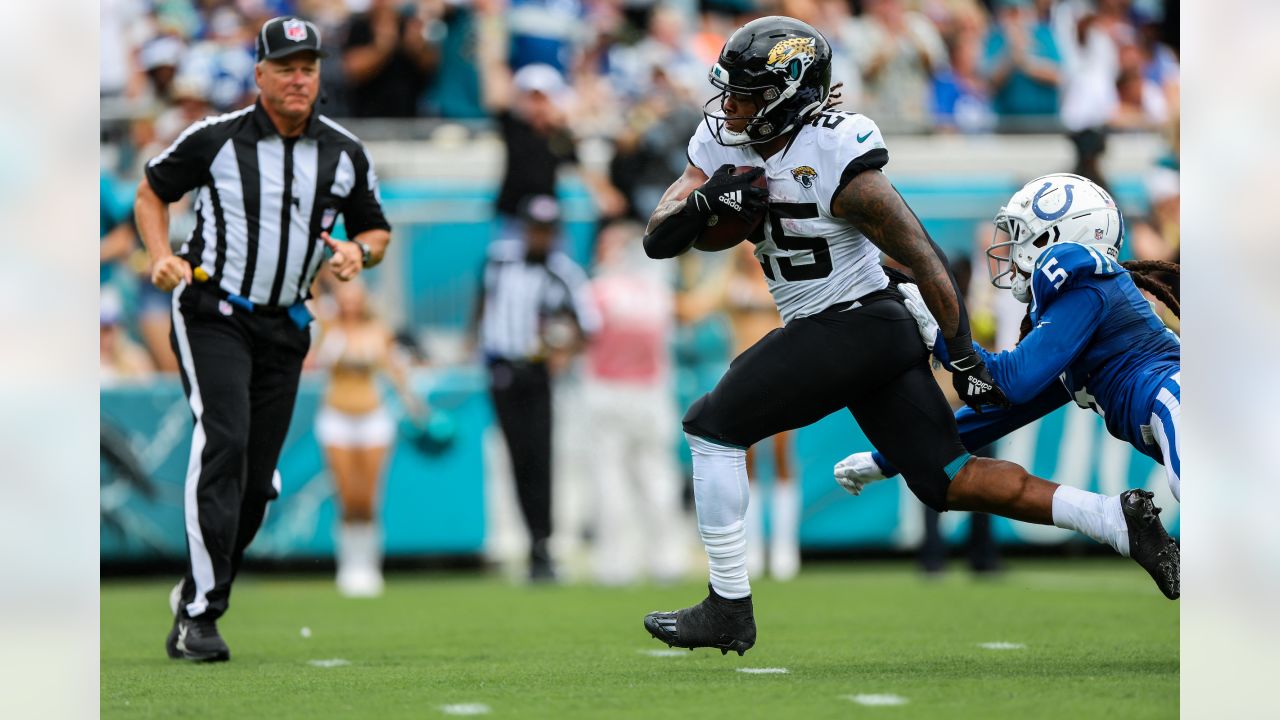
1149, 371, 1181, 502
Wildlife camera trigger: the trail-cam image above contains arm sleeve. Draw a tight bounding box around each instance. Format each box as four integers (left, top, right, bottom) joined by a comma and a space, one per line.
342, 145, 392, 237
871, 383, 1071, 477
971, 287, 1105, 405
144, 121, 221, 203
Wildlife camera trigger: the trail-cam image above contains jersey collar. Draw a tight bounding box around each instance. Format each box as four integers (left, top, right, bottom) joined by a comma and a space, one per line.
251, 100, 323, 140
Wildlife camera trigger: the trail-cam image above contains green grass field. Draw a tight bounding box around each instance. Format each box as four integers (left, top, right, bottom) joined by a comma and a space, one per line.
102, 559, 1177, 719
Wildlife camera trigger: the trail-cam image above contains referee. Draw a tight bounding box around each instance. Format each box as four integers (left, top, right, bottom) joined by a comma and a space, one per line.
134, 16, 391, 662
476, 195, 598, 581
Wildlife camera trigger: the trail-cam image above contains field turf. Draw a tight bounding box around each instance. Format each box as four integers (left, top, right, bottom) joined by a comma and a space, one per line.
101, 559, 1177, 719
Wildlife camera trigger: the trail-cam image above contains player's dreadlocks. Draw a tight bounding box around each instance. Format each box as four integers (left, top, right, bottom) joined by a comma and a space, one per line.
821, 82, 845, 113
1017, 261, 1180, 343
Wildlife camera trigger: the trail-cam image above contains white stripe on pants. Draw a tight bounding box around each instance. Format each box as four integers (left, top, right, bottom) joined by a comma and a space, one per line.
170, 283, 217, 617
1149, 372, 1181, 502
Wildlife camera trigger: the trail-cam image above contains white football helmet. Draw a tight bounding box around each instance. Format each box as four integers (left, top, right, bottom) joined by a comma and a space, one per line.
988, 173, 1124, 303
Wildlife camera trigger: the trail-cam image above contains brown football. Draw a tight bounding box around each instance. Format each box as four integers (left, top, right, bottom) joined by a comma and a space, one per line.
693, 166, 768, 252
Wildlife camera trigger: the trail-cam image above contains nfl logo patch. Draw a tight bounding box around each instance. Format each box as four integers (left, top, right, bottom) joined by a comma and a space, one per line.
1095, 228, 1104, 241
284, 19, 308, 42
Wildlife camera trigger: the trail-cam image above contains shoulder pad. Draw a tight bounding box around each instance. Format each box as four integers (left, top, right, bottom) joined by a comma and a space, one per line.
1030, 243, 1124, 312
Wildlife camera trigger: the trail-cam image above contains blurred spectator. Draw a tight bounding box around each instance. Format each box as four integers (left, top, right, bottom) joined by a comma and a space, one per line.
851, 0, 949, 133
100, 174, 137, 287
423, 0, 488, 118
1108, 41, 1167, 131
139, 35, 188, 105
179, 6, 258, 111
478, 6, 626, 225
100, 289, 155, 383
342, 0, 442, 117
608, 61, 703, 220
983, 0, 1062, 129
102, 0, 150, 100
506, 0, 588, 74
583, 221, 687, 586
933, 27, 995, 132
611, 5, 706, 100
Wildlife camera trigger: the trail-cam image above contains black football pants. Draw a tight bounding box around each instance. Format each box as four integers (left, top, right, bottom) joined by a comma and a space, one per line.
488, 360, 553, 546
169, 284, 310, 620
681, 290, 968, 512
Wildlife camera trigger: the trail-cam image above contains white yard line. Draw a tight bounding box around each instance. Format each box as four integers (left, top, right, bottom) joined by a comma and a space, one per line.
440, 703, 491, 716
736, 667, 789, 674
843, 694, 909, 706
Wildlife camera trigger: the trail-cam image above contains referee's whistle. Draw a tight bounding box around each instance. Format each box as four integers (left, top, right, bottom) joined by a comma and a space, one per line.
193, 267, 209, 282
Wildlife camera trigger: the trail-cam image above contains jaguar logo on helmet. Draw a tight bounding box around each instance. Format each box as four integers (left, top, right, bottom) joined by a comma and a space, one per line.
791, 166, 818, 189
767, 37, 816, 72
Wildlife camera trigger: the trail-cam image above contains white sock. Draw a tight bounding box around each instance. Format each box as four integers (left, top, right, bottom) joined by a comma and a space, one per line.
745, 483, 764, 577
686, 433, 751, 599
1051, 486, 1129, 557
770, 480, 800, 580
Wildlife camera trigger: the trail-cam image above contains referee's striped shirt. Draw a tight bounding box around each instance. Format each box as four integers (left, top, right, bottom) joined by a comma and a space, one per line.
479, 239, 600, 361
144, 101, 390, 307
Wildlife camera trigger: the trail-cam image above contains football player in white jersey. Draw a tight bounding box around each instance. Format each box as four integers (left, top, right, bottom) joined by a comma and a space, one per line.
640, 16, 1179, 657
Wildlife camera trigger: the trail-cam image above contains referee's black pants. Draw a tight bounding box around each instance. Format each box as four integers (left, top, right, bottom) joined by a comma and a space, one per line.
169, 284, 310, 620
488, 359, 553, 547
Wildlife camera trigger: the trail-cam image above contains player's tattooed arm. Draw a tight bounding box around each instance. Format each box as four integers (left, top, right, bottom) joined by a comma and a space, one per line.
643, 164, 710, 259
831, 169, 963, 338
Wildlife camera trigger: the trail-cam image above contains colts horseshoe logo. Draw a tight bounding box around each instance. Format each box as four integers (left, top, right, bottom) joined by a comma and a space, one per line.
1031, 181, 1074, 221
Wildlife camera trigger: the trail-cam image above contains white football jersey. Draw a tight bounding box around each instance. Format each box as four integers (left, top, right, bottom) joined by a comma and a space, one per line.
687, 111, 890, 323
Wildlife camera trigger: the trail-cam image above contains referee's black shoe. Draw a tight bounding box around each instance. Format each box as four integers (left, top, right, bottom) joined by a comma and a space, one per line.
643, 585, 756, 656
168, 616, 231, 662
1122, 489, 1180, 600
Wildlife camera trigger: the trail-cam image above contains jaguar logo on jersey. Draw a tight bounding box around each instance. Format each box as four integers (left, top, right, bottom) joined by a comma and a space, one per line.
767, 37, 817, 80
283, 19, 308, 42
791, 166, 818, 189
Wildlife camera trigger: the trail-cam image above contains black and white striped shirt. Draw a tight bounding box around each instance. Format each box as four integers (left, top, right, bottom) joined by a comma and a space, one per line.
479, 240, 599, 361
145, 101, 390, 308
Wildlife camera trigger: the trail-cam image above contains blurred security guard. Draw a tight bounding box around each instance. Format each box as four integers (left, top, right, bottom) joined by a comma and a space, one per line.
475, 195, 598, 581
134, 16, 391, 662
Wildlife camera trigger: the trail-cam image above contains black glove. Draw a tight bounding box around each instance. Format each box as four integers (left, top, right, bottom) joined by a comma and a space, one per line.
687, 164, 768, 224
945, 334, 1011, 413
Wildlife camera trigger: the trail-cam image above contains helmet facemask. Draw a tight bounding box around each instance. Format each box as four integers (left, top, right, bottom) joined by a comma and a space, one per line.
702, 62, 823, 147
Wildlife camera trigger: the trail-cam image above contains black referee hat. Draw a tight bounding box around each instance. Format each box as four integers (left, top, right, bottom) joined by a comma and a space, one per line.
256, 16, 328, 63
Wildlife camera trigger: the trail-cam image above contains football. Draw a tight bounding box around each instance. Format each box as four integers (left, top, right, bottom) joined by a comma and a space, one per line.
693, 166, 768, 252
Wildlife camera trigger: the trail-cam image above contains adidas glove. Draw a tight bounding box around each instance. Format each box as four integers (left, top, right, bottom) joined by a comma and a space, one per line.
688, 164, 768, 224
945, 334, 1011, 413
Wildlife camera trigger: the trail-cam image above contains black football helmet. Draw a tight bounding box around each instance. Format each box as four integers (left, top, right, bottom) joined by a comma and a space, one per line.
703, 16, 833, 147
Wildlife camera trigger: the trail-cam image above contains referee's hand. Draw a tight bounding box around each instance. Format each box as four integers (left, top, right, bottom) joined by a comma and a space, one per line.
323, 232, 363, 282
150, 255, 192, 292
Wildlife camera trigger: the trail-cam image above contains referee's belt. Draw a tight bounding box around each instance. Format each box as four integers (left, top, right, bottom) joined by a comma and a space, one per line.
190, 281, 311, 327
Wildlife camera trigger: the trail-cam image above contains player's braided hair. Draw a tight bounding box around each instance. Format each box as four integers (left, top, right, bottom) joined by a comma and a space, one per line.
1016, 261, 1180, 344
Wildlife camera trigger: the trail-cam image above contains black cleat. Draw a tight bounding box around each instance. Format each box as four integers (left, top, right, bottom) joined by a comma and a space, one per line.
1122, 489, 1179, 600
170, 616, 231, 662
528, 539, 558, 584
643, 585, 756, 656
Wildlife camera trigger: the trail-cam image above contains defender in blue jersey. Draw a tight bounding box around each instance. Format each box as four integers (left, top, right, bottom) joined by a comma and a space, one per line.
835, 173, 1181, 554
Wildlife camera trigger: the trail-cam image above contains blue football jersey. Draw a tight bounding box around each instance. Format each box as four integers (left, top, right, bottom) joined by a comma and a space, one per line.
872, 242, 1180, 479
991, 242, 1180, 455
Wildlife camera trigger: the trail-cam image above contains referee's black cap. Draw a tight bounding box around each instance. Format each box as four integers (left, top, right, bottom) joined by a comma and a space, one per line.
256, 16, 328, 63
519, 195, 562, 228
